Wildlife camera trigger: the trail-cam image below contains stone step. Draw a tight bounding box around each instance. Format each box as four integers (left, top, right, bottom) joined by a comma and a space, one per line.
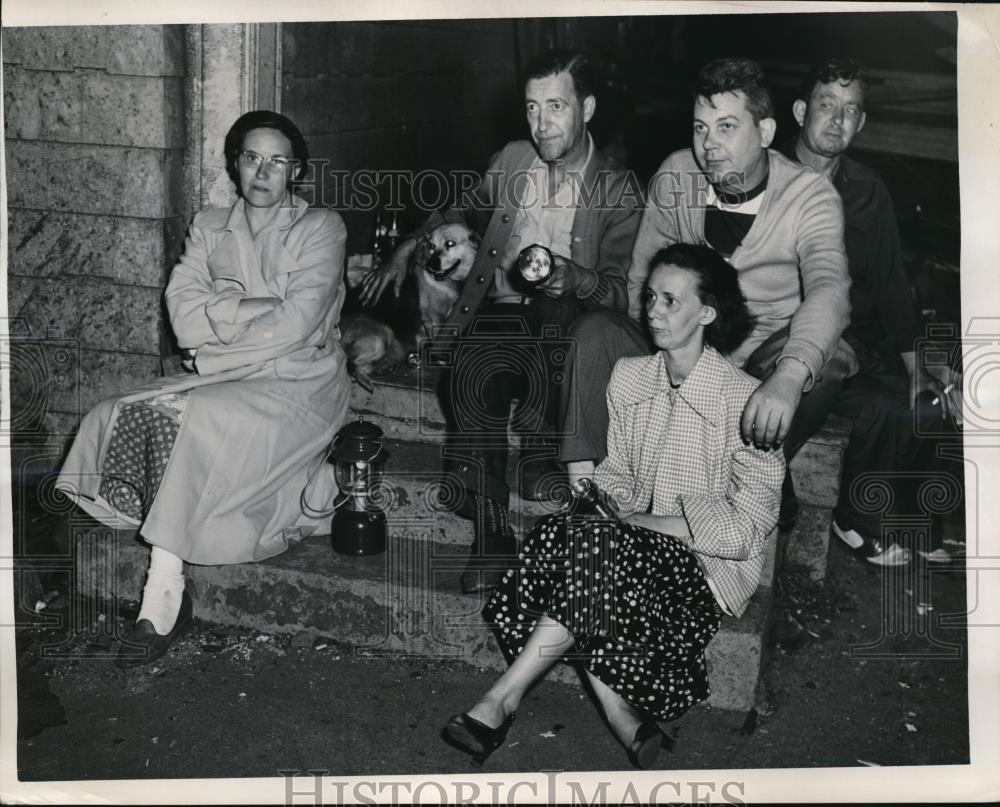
782, 504, 835, 583
351, 369, 851, 510
377, 439, 559, 546
370, 439, 817, 584
71, 520, 777, 714
349, 364, 447, 445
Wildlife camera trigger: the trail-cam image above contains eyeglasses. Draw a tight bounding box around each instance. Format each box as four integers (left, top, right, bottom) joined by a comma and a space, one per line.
239, 149, 299, 173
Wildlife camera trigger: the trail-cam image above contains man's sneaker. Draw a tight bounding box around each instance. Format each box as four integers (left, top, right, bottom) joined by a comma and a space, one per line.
918, 547, 958, 564
864, 542, 911, 567
831, 520, 910, 567
831, 519, 865, 550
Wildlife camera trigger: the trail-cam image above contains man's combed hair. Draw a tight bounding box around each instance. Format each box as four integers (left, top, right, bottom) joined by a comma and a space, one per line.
224, 110, 310, 193
798, 58, 869, 111
648, 243, 755, 355
693, 58, 774, 123
523, 48, 596, 101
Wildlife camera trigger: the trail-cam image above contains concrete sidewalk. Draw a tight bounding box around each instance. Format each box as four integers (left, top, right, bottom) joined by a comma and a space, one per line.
14, 534, 970, 783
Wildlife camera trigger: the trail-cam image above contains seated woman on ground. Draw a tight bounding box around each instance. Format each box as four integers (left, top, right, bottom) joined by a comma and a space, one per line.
56, 110, 350, 666
443, 243, 784, 768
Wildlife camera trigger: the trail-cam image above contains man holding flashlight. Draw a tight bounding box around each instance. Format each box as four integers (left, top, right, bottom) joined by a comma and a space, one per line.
361, 48, 641, 593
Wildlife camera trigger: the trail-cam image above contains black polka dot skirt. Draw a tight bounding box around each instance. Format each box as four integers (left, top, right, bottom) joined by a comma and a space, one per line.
483, 513, 722, 721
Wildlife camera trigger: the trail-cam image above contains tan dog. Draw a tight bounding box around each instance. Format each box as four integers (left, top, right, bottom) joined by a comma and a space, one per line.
340, 222, 479, 388
339, 311, 406, 392
343, 257, 406, 391
411, 222, 480, 335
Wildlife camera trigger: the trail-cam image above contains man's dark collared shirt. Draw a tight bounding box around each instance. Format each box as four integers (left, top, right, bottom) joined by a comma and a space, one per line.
780, 139, 918, 360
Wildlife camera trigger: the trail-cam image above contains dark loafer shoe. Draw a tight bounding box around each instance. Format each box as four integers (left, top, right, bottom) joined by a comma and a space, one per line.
443, 712, 515, 765
627, 720, 669, 769
116, 590, 193, 668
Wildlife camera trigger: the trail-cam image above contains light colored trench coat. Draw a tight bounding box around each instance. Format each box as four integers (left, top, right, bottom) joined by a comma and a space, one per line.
57, 194, 350, 565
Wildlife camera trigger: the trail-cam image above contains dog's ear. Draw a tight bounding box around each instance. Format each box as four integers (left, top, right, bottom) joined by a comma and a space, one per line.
467, 230, 482, 250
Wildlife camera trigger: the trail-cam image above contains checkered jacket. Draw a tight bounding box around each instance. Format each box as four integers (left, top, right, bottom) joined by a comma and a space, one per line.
594, 346, 784, 617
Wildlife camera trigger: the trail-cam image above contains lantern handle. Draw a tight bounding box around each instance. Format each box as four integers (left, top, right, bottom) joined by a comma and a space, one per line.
300, 439, 343, 518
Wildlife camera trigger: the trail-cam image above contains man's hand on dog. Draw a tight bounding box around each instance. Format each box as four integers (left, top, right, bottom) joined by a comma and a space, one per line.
360, 238, 417, 305
537, 254, 595, 298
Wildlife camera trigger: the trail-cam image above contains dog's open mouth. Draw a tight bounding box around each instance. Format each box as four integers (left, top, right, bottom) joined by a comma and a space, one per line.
430, 258, 462, 281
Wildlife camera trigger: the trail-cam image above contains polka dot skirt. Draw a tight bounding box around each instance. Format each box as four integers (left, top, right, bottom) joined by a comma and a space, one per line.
97, 392, 190, 521
484, 513, 722, 721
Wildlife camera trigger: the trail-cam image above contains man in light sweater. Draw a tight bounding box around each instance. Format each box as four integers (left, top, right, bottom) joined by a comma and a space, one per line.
561, 58, 856, 527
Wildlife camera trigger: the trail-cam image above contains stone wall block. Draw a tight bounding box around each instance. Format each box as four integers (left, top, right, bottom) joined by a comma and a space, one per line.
112, 352, 163, 396
41, 411, 82, 442
7, 277, 41, 321
1, 27, 103, 72
7, 141, 182, 218
7, 209, 176, 288
112, 217, 172, 287
106, 24, 185, 77
118, 285, 165, 354
80, 73, 185, 148
7, 209, 117, 280
3, 65, 82, 141
2, 25, 183, 76
16, 277, 121, 353
163, 216, 189, 273
76, 350, 160, 412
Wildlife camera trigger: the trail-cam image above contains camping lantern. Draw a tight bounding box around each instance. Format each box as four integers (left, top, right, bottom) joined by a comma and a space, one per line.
329, 418, 388, 556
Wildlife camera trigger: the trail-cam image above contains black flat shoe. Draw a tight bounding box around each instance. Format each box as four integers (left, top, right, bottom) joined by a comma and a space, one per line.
627, 720, 669, 769
443, 712, 515, 765
116, 591, 193, 668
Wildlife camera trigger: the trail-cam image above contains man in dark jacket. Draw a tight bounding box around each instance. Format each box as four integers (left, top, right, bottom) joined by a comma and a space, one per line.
361, 49, 641, 593
781, 58, 950, 565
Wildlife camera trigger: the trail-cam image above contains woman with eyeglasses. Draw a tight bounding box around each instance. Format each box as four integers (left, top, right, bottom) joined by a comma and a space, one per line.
57, 110, 350, 665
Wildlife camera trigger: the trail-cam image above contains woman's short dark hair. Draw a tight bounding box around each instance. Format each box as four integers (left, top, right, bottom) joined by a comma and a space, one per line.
693, 57, 774, 124
223, 110, 310, 193
647, 243, 755, 354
